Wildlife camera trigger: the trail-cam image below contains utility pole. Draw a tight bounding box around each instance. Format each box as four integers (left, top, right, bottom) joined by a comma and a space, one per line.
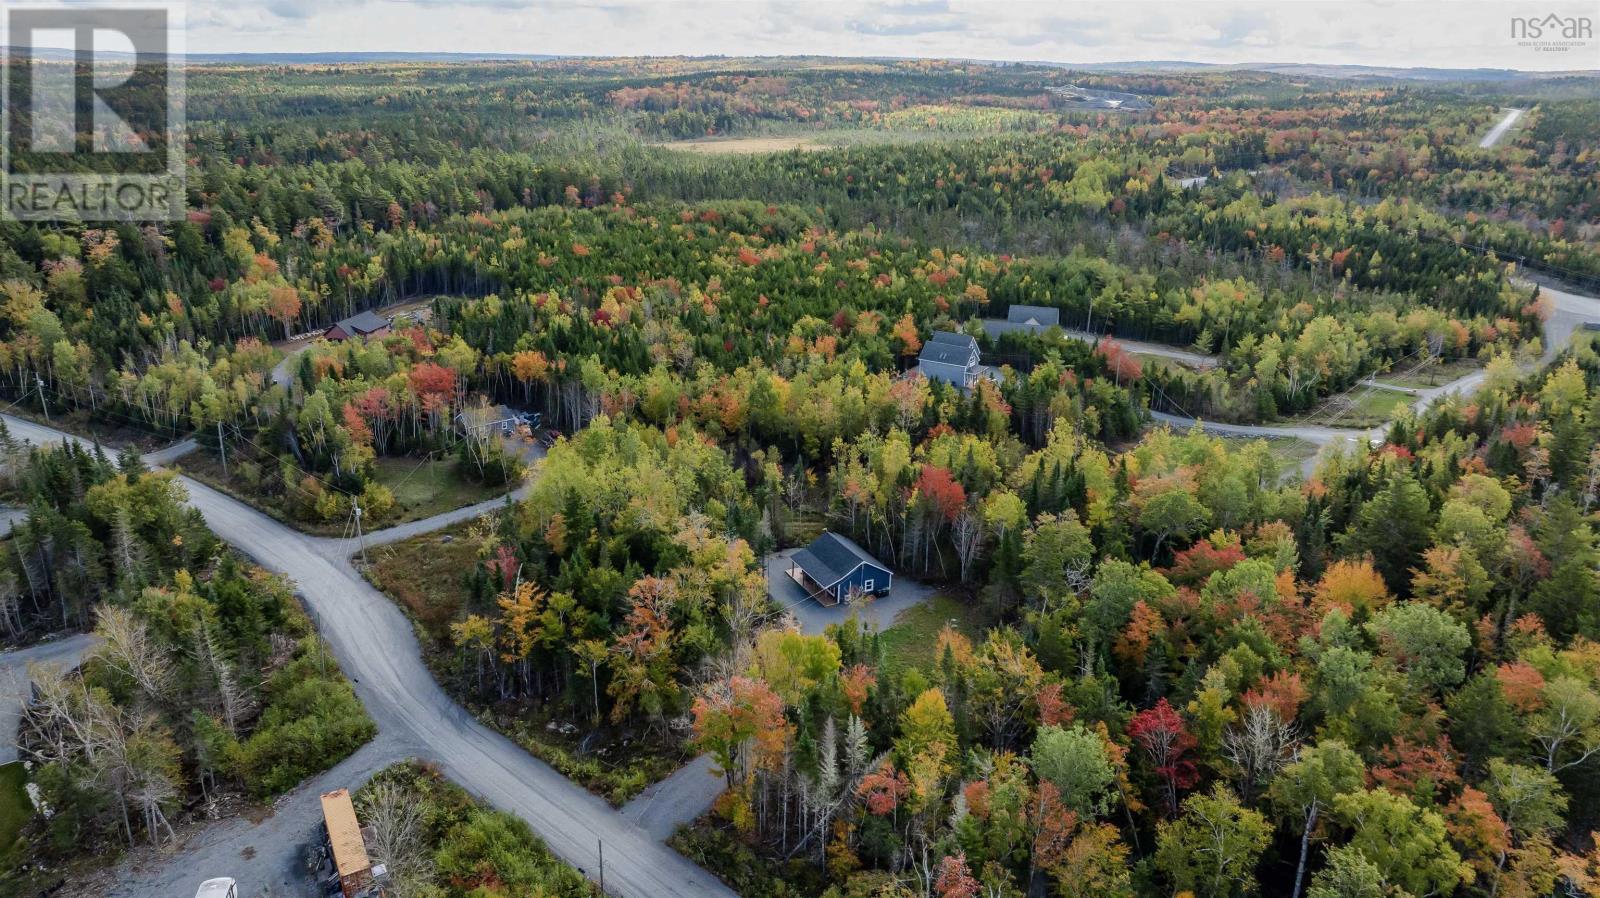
217, 420, 228, 478
352, 497, 367, 566
310, 604, 326, 678
598, 839, 604, 894
35, 374, 48, 423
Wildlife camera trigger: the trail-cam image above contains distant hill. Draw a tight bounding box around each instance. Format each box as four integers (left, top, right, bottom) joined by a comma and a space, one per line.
1058, 60, 1594, 82
188, 51, 568, 64
2, 47, 567, 64
2, 48, 1592, 80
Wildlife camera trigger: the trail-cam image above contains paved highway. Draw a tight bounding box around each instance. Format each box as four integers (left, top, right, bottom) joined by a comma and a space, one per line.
0, 413, 734, 898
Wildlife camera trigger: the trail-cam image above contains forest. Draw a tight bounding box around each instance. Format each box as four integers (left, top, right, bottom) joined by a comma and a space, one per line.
1, 54, 1599, 898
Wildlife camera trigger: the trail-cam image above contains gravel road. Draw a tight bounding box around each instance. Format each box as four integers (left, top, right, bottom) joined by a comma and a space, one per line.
0, 413, 735, 898
1, 634, 98, 764
1479, 107, 1524, 149
1150, 278, 1600, 464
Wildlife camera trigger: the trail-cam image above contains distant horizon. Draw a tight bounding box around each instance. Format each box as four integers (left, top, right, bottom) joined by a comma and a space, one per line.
6, 47, 1597, 79
10, 1, 1588, 74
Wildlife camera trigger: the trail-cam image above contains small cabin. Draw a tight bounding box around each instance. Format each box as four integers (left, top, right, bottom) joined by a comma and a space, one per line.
1006, 305, 1061, 329
916, 331, 981, 388
325, 311, 391, 342
787, 532, 893, 607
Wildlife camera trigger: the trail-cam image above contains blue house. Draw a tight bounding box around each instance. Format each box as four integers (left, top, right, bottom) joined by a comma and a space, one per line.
916, 331, 981, 388
787, 532, 893, 606
1005, 304, 1061, 330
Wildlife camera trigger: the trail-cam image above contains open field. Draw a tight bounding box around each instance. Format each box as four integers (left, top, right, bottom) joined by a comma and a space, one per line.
1375, 356, 1484, 389
650, 135, 828, 154
365, 521, 480, 636
650, 126, 983, 155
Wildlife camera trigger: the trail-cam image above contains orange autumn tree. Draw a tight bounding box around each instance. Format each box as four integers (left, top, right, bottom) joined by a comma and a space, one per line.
1313, 558, 1391, 616
892, 313, 922, 357
607, 576, 678, 725
692, 675, 791, 790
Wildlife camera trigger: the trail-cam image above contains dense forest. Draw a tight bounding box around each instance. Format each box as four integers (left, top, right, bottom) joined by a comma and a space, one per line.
2, 55, 1599, 898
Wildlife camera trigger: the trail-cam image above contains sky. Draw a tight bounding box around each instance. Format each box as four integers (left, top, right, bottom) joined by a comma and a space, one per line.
68, 0, 1600, 70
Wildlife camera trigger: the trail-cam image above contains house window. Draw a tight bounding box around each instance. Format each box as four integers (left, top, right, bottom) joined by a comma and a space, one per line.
863, 578, 875, 593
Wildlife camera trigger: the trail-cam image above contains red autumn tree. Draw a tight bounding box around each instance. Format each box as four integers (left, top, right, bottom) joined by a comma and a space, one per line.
1096, 339, 1143, 383
856, 760, 911, 817
1166, 536, 1247, 585
892, 314, 922, 356
1495, 661, 1546, 712
1242, 670, 1308, 722
1037, 681, 1075, 727
916, 465, 967, 525
1129, 698, 1198, 816
408, 361, 457, 404
934, 852, 980, 898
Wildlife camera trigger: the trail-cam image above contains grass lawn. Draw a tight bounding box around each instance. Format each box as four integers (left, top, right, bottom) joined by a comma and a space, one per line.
0, 762, 32, 874
1256, 436, 1322, 473
1376, 357, 1483, 389
371, 455, 505, 522
366, 521, 481, 640
878, 592, 986, 676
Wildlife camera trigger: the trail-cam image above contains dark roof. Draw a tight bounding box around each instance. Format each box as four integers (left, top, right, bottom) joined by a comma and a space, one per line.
919, 331, 978, 366
331, 310, 389, 335
1006, 305, 1060, 327
791, 532, 886, 587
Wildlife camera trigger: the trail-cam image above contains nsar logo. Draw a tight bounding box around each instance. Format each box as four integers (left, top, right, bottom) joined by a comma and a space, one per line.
1510, 12, 1594, 40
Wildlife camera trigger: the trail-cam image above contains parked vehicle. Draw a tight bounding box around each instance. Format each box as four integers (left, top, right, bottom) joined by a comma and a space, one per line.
195, 878, 238, 898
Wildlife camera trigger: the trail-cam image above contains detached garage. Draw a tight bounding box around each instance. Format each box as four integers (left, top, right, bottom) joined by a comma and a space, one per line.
787, 531, 893, 606
325, 310, 391, 342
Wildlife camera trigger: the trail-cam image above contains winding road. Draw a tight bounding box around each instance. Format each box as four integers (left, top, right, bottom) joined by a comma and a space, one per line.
0, 414, 733, 898
1150, 279, 1600, 465
8, 272, 1595, 896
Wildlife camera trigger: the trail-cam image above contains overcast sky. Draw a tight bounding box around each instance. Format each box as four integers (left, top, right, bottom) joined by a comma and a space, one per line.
176, 0, 1597, 71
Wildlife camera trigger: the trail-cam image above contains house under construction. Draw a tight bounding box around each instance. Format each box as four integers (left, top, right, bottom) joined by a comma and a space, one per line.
319, 788, 382, 898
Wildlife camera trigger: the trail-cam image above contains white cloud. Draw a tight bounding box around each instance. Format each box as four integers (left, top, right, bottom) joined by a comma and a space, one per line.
183, 0, 1600, 71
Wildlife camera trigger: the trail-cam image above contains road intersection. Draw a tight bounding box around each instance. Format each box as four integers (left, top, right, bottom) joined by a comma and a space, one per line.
0, 414, 733, 898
